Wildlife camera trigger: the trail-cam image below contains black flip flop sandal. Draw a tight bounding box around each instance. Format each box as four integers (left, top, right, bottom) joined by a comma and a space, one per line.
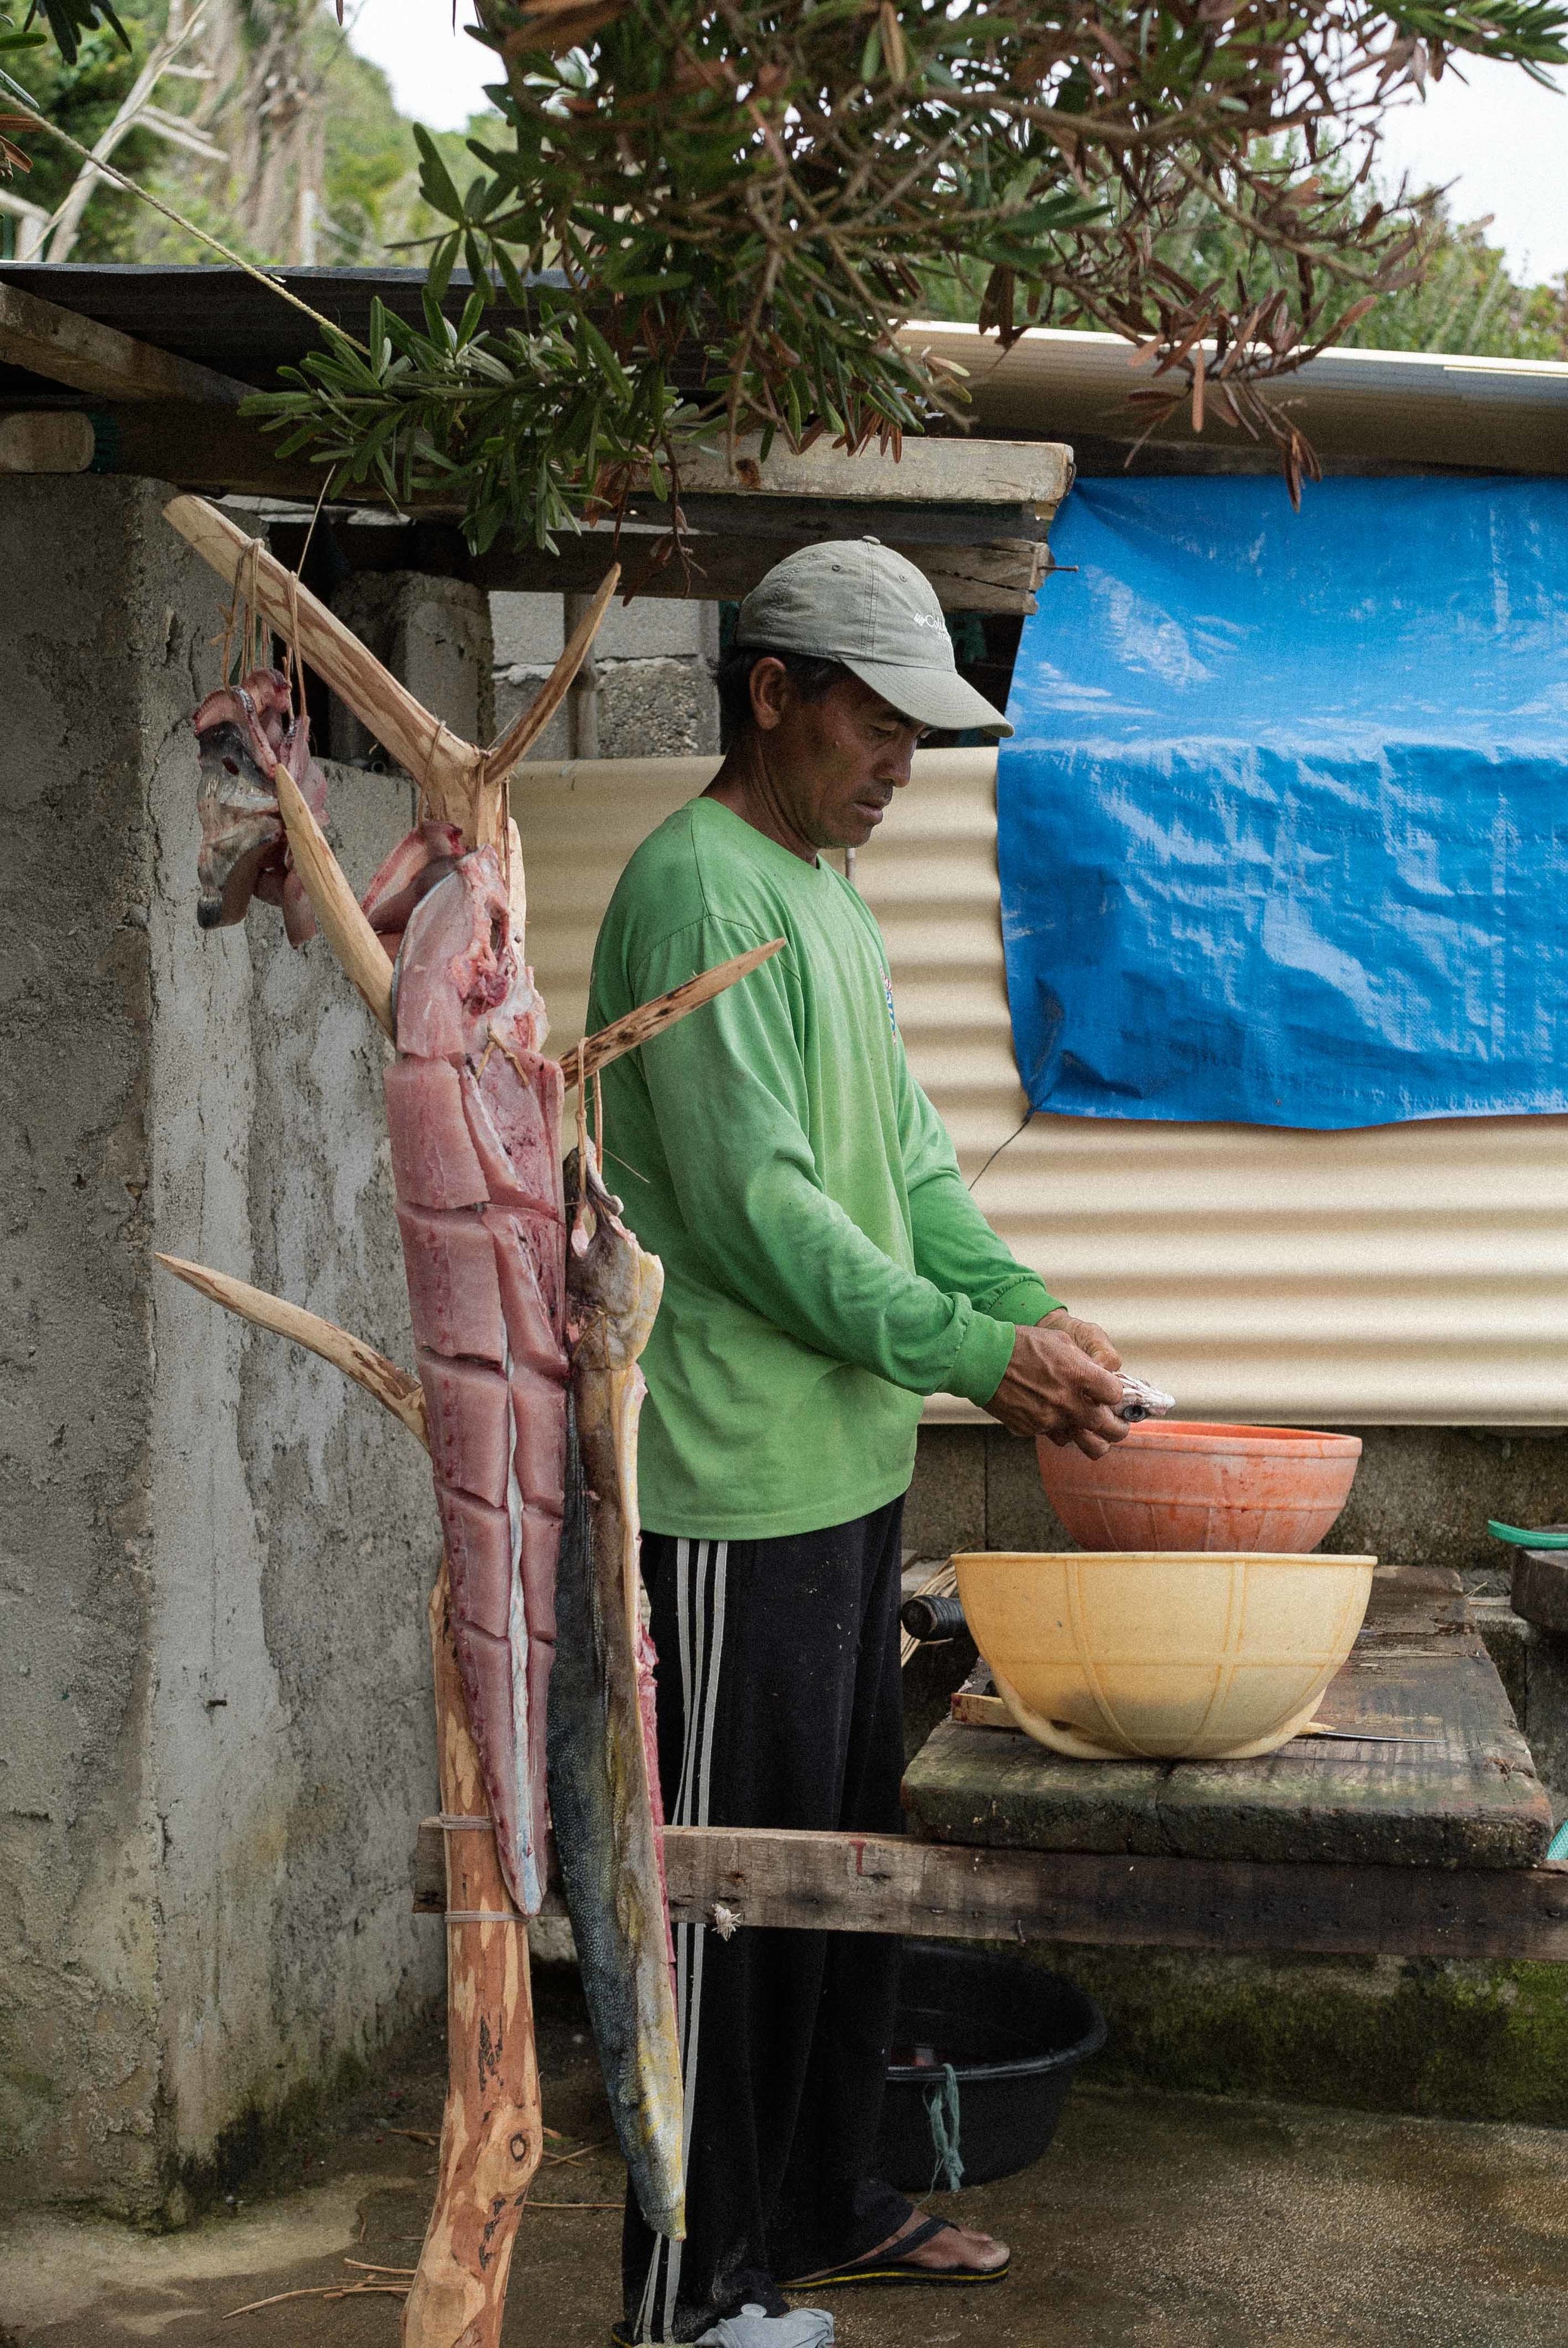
783, 2213, 1010, 2290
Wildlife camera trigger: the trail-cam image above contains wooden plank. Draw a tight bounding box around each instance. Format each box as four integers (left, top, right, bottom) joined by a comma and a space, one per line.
951, 1687, 1019, 1729
287, 495, 1061, 563
0, 280, 249, 406
904, 1564, 1553, 1870
413, 1818, 1568, 1960
661, 1828, 1568, 1961
93, 399, 1061, 613
472, 531, 1044, 615
86, 406, 1066, 519
669, 433, 1070, 514
88, 401, 306, 492
1510, 1533, 1568, 1634
620, 491, 1054, 545
270, 514, 1047, 614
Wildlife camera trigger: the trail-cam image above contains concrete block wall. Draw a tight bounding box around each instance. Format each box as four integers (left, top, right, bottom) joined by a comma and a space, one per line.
492, 590, 720, 761
1, 479, 443, 2221
329, 573, 495, 764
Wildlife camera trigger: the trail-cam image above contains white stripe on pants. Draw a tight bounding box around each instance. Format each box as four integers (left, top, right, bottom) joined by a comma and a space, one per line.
635, 1536, 729, 2344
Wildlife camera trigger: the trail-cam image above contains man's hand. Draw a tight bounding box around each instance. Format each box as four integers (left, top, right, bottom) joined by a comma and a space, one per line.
1039, 1307, 1122, 1374
985, 1313, 1128, 1458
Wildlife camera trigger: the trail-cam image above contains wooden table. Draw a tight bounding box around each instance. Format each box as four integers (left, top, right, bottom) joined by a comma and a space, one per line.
417, 1567, 1568, 1966
903, 1563, 1552, 1871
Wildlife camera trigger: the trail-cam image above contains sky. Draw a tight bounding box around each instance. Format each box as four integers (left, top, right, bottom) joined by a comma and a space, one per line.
346, 4, 1568, 285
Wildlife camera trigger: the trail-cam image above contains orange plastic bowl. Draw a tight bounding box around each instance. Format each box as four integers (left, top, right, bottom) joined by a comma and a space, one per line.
1036, 1422, 1362, 1554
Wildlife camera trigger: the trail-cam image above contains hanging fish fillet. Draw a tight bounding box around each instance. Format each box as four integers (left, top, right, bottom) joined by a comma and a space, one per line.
372, 834, 568, 1917
551, 1138, 684, 2241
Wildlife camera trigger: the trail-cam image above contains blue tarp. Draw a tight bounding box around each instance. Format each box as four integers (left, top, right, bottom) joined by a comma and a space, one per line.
997, 476, 1568, 1129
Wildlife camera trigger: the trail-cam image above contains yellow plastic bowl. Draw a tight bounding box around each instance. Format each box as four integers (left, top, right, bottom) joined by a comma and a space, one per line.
954, 1550, 1377, 1761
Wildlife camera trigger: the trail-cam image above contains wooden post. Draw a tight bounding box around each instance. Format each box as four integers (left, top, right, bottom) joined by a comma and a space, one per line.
563, 590, 601, 760
403, 1564, 541, 2348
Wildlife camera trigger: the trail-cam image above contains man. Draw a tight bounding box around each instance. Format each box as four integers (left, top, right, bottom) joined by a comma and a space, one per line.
587, 541, 1128, 2348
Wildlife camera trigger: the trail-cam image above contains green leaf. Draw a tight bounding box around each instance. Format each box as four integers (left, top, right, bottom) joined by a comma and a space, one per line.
413, 122, 468, 222
494, 242, 534, 312
426, 231, 459, 311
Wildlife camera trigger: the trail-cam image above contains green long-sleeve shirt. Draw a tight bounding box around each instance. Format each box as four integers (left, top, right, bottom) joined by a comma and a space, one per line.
586, 796, 1061, 1539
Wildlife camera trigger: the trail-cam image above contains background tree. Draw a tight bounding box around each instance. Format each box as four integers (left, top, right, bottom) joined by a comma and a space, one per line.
252, 0, 1568, 536
0, 0, 477, 262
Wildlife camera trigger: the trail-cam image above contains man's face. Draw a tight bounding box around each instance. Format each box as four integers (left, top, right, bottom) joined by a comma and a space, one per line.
751, 662, 926, 851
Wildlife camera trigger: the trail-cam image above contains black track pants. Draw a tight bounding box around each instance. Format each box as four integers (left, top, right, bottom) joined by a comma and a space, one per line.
621, 1498, 913, 2342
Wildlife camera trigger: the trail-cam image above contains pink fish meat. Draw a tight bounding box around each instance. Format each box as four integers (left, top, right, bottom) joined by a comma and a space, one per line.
374, 836, 568, 1915
360, 817, 465, 966
193, 666, 326, 946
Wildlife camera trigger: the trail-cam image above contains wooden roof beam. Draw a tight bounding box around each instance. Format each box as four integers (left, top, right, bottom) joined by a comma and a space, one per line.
0, 278, 251, 406
669, 433, 1071, 519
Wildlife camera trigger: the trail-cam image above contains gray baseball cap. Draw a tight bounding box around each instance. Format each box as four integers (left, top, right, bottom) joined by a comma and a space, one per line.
734, 539, 1014, 737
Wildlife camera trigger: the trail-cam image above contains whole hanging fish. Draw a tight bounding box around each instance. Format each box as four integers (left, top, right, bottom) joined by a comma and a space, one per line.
552, 1137, 684, 2241
370, 832, 568, 1918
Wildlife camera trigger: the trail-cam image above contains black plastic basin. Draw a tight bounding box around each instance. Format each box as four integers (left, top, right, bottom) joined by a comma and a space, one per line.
874, 1943, 1106, 2192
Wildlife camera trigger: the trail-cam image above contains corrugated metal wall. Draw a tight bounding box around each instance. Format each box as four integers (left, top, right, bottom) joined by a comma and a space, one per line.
514, 752, 1568, 1426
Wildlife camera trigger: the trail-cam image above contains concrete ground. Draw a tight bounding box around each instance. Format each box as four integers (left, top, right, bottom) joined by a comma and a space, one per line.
4, 1969, 1568, 2348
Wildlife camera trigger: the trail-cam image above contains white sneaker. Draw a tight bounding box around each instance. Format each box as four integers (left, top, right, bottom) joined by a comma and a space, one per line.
696, 2306, 834, 2348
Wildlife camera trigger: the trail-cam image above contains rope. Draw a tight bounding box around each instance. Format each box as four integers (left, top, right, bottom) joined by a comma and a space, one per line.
0, 71, 371, 354
282, 476, 331, 713
212, 529, 266, 686
924, 2064, 965, 2193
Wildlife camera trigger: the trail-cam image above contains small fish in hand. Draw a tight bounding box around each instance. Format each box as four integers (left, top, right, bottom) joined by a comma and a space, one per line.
1117, 1374, 1175, 1424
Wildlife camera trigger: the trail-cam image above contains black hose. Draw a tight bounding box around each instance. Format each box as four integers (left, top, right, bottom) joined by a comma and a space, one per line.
901, 1593, 968, 1644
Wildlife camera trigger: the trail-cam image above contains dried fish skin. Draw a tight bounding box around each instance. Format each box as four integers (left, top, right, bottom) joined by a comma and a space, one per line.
550, 1141, 684, 2241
